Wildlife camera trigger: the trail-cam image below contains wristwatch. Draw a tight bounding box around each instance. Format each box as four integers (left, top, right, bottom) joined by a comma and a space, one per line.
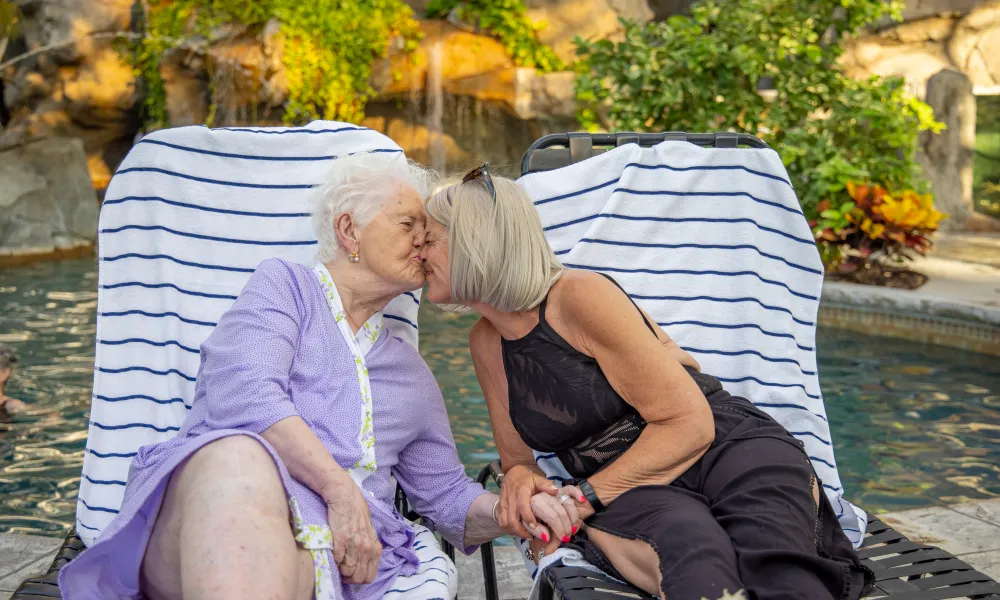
575, 479, 605, 513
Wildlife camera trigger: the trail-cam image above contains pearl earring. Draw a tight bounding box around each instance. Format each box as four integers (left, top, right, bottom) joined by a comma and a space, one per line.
350, 251, 360, 263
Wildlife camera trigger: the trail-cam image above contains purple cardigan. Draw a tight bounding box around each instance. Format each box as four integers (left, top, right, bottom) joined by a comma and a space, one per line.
59, 259, 486, 599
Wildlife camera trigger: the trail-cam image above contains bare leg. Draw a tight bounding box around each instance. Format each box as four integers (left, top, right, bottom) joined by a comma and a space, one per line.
584, 527, 663, 597
578, 486, 743, 600
140, 435, 316, 600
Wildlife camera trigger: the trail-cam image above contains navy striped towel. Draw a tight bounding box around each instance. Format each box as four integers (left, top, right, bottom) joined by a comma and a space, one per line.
76, 122, 422, 545
519, 140, 867, 549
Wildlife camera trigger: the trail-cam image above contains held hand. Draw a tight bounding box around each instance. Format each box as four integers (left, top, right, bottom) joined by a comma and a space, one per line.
523, 485, 591, 563
321, 476, 383, 585
498, 465, 558, 540
562, 485, 596, 521
529, 487, 585, 544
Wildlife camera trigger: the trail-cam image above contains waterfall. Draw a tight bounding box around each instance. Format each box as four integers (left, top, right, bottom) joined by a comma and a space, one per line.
426, 40, 446, 173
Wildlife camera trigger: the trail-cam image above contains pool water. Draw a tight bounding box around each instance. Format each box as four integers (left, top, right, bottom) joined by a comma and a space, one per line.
1, 258, 998, 537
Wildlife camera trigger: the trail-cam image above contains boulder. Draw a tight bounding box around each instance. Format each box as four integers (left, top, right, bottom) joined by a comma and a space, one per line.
372, 21, 514, 98
525, 0, 651, 63
917, 69, 976, 231
371, 20, 577, 121
362, 93, 573, 174
840, 1, 1000, 96
0, 137, 98, 262
1, 0, 139, 191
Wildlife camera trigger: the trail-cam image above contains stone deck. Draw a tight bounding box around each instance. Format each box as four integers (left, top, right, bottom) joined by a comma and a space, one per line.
3, 499, 1000, 600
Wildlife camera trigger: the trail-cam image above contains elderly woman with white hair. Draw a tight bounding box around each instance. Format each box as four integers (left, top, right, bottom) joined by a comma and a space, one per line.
58, 154, 580, 600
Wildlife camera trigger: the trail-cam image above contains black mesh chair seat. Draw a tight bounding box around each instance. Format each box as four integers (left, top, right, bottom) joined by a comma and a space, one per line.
519, 515, 1000, 600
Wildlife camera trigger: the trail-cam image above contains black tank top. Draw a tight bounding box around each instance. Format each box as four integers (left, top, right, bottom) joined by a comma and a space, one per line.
500, 274, 723, 478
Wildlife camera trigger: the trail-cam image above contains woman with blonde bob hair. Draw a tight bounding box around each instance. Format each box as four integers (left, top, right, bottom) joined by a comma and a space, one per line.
421, 165, 873, 600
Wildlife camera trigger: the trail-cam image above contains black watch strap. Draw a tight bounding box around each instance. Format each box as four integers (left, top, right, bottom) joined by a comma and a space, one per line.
578, 479, 605, 513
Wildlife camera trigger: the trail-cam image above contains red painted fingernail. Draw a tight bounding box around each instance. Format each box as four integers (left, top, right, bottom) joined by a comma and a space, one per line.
579, 496, 586, 502
541, 533, 548, 542
562, 535, 570, 542
572, 526, 578, 534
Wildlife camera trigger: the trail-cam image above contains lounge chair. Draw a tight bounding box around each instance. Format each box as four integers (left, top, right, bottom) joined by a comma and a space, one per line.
473, 132, 1000, 600
11, 121, 452, 599
13, 130, 1000, 600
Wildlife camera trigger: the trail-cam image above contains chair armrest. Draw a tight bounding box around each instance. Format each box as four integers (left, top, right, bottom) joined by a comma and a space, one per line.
476, 461, 504, 600
476, 460, 504, 487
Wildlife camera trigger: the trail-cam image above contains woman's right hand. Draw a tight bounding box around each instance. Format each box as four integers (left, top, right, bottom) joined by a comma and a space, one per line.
498, 465, 560, 540
320, 475, 383, 585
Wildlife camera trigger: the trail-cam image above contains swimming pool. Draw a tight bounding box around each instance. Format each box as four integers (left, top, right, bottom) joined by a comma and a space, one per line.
1, 258, 998, 537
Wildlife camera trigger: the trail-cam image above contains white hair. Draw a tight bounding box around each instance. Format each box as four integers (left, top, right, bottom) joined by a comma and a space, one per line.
311, 152, 438, 263
426, 174, 564, 312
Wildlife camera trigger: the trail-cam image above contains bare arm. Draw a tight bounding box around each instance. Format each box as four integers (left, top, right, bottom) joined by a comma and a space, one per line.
551, 272, 715, 507
469, 318, 540, 474
469, 318, 560, 539
463, 493, 504, 546
260, 416, 354, 503
635, 305, 701, 372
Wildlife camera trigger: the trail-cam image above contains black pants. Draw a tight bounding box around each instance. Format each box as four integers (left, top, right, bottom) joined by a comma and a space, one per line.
572, 392, 874, 600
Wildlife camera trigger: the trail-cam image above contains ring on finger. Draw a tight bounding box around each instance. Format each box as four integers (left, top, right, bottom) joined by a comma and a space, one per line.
525, 548, 535, 561
557, 492, 571, 504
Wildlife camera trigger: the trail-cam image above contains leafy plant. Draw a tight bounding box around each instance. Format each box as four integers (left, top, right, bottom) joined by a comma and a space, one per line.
136, 0, 422, 128
573, 0, 943, 226
425, 0, 564, 72
0, 0, 22, 64
814, 181, 946, 269
0, 0, 19, 39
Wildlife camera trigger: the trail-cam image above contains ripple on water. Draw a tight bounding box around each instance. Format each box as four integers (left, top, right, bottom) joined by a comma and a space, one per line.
1, 258, 998, 537
1, 259, 96, 537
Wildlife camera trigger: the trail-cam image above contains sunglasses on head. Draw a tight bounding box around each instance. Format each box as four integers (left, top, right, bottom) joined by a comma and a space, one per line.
461, 163, 496, 203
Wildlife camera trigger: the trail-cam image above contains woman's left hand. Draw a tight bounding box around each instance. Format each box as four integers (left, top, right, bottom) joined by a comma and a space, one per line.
530, 485, 587, 542
524, 485, 588, 561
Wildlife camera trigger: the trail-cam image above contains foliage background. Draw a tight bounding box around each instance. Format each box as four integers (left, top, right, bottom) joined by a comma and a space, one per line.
573, 0, 944, 238
134, 0, 559, 129
136, 0, 423, 128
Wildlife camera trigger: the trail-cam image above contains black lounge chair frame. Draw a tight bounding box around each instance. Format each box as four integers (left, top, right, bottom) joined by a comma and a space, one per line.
16, 131, 1000, 600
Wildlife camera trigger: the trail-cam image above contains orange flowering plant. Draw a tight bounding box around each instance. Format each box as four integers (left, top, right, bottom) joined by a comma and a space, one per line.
812, 181, 946, 270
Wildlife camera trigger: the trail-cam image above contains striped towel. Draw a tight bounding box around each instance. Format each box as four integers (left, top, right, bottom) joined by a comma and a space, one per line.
76, 122, 422, 545
513, 140, 866, 584
383, 524, 459, 600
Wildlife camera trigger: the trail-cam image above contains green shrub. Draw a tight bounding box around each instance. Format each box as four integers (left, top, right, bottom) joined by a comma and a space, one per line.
574, 0, 943, 225
137, 0, 422, 128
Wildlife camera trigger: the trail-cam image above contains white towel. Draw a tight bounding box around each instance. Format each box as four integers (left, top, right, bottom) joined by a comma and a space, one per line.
513, 140, 866, 587
76, 122, 422, 545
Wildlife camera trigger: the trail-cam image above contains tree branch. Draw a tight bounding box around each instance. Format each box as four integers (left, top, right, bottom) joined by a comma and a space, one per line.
0, 30, 143, 71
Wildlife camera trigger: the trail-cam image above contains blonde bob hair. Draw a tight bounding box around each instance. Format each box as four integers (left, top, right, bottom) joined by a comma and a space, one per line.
426, 172, 563, 312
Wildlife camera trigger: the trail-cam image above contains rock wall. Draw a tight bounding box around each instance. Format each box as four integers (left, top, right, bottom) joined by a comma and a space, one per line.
0, 0, 140, 192
918, 70, 977, 231
0, 137, 99, 264
840, 0, 1000, 98
0, 0, 643, 187
365, 20, 576, 173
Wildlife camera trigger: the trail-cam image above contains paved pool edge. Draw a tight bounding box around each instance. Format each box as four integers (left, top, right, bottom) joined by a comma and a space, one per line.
819, 258, 1000, 356
4, 498, 1000, 599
